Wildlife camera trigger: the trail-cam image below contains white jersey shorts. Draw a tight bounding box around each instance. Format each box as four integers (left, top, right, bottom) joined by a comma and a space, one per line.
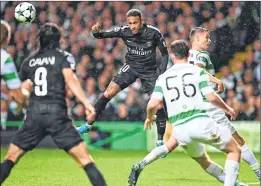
207, 105, 236, 134
172, 117, 232, 158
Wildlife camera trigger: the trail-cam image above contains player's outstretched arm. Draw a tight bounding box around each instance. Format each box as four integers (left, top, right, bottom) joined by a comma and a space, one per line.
92, 22, 123, 39
62, 68, 95, 121
205, 92, 236, 120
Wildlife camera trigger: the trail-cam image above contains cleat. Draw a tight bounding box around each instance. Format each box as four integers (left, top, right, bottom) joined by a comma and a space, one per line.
77, 123, 92, 134
235, 180, 248, 186
156, 140, 167, 158
128, 163, 143, 186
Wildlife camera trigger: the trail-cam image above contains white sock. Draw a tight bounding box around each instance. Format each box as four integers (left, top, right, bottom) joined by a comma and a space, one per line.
205, 162, 225, 183
224, 160, 240, 186
139, 145, 169, 168
1, 112, 7, 130
241, 144, 260, 180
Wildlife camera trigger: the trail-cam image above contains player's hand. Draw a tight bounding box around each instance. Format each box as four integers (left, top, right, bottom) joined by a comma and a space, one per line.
92, 22, 101, 33
144, 115, 157, 130
226, 107, 236, 120
216, 80, 224, 94
85, 105, 96, 122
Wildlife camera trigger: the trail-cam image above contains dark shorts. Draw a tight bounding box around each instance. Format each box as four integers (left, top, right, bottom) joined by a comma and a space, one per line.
12, 107, 83, 152
112, 64, 158, 95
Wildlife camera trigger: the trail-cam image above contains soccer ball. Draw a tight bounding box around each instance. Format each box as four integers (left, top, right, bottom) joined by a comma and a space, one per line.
14, 2, 36, 24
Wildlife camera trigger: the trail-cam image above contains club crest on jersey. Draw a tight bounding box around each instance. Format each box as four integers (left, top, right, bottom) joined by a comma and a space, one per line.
113, 26, 121, 32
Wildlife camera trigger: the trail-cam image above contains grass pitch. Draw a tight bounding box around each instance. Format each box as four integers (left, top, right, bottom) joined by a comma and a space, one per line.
1, 148, 260, 186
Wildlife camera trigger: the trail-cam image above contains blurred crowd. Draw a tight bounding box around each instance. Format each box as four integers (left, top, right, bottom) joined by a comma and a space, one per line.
0, 1, 260, 128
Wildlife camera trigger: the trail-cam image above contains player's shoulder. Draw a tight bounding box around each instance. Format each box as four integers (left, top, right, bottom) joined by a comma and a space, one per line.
1, 49, 11, 63
56, 49, 76, 70
145, 24, 161, 34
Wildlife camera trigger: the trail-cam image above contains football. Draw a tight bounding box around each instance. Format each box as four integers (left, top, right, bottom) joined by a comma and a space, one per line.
14, 2, 36, 24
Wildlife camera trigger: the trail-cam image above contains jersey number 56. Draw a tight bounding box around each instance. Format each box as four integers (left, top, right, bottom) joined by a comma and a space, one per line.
166, 73, 196, 102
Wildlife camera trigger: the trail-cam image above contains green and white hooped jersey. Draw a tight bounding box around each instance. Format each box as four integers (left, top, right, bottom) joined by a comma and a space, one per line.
151, 63, 214, 126
1, 49, 21, 89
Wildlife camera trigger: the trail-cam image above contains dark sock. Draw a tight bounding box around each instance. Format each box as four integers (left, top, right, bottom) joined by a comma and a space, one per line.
93, 95, 111, 120
0, 160, 15, 184
84, 163, 107, 186
156, 108, 166, 140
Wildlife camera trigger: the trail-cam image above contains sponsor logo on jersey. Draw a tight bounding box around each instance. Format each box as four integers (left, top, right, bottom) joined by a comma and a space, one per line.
146, 42, 152, 47
113, 26, 121, 32
29, 56, 55, 67
127, 47, 152, 56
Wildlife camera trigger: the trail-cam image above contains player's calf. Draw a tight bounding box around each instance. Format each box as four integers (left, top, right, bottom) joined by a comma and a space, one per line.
233, 131, 260, 180
68, 142, 107, 186
221, 139, 241, 186
0, 144, 24, 184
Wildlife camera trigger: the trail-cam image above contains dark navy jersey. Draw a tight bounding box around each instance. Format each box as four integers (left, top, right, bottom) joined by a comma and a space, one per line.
93, 23, 169, 79
19, 48, 76, 109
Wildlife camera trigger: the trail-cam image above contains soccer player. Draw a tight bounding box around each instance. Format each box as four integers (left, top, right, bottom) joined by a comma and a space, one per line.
128, 40, 245, 186
188, 27, 260, 180
0, 23, 107, 186
0, 20, 29, 105
77, 9, 168, 146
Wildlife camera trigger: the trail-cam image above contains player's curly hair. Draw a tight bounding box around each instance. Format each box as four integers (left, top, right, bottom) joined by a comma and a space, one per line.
126, 9, 142, 19
38, 22, 61, 49
170, 40, 189, 59
0, 20, 11, 48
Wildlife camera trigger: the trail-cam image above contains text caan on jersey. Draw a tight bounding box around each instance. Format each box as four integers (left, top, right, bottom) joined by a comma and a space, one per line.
29, 57, 55, 67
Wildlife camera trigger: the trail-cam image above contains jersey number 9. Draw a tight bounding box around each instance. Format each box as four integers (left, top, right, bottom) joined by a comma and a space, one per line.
34, 67, 48, 96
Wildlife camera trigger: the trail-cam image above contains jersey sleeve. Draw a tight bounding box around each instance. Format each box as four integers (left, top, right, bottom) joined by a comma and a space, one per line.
198, 69, 214, 96
195, 52, 210, 68
61, 54, 76, 71
155, 31, 169, 74
92, 26, 126, 39
2, 56, 21, 89
151, 77, 164, 101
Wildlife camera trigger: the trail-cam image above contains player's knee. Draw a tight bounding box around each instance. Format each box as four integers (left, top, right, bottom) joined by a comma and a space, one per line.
193, 153, 211, 169
78, 156, 93, 167
5, 144, 24, 163
104, 89, 117, 99
233, 133, 245, 147
234, 145, 241, 155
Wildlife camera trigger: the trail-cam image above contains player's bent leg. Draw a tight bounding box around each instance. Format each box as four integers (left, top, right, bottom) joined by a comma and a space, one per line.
233, 131, 261, 181
0, 144, 24, 184
128, 136, 178, 186
163, 121, 172, 143
220, 138, 241, 186
90, 81, 121, 125
232, 131, 245, 147
77, 81, 121, 134
192, 152, 247, 186
155, 107, 167, 158
213, 110, 260, 180
68, 142, 107, 186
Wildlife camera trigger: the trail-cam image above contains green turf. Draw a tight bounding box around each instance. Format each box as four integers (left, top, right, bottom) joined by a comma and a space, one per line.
0, 148, 260, 186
